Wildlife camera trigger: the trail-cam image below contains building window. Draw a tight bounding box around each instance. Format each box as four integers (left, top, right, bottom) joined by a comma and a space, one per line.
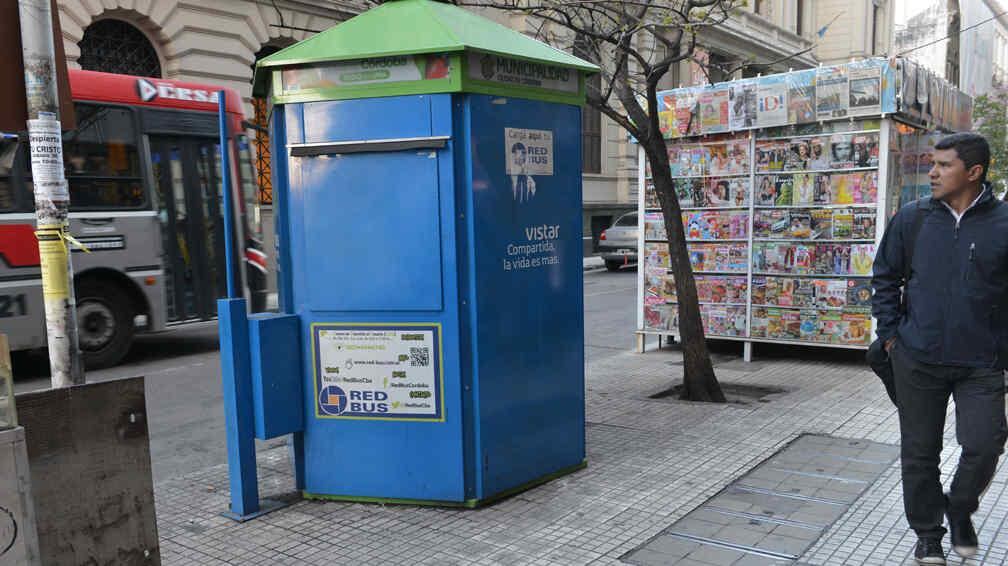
78, 19, 161, 78
796, 0, 804, 36
574, 37, 602, 174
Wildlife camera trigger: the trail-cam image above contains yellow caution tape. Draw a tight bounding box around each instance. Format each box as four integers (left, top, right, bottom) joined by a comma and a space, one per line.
62, 231, 91, 253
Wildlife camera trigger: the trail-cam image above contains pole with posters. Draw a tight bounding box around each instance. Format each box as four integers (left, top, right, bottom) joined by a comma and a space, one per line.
18, 0, 84, 387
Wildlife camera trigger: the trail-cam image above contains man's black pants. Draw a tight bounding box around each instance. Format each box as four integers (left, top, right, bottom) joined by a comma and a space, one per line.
891, 341, 1008, 538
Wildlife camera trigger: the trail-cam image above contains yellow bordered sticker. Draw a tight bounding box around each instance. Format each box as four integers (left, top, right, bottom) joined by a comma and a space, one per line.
311, 322, 445, 422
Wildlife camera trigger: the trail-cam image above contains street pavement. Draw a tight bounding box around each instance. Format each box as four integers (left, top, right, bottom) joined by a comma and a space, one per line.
17, 263, 1008, 564
10, 265, 637, 484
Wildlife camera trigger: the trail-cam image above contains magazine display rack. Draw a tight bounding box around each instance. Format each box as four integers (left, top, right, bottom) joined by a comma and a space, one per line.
636, 58, 970, 358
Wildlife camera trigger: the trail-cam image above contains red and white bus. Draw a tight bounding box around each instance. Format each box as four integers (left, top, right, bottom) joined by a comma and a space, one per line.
0, 69, 267, 368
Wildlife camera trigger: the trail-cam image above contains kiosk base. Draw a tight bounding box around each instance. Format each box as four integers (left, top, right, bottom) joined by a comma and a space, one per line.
303, 460, 588, 508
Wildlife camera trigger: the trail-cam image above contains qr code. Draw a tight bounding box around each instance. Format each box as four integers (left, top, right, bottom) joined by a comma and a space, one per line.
410, 347, 430, 367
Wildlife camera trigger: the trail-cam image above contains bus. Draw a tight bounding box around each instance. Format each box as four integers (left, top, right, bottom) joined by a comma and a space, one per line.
0, 69, 267, 368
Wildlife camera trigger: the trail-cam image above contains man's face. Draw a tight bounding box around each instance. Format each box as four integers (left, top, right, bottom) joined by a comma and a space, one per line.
512, 147, 527, 171
929, 148, 982, 200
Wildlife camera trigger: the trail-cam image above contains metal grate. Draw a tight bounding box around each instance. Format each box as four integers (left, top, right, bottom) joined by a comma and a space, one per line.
78, 19, 161, 78
252, 98, 273, 205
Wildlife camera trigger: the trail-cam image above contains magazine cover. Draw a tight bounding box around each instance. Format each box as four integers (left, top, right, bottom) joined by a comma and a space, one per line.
644, 212, 666, 240
794, 278, 815, 307
766, 308, 785, 338
754, 209, 787, 238
814, 173, 833, 204
778, 278, 796, 306
848, 61, 882, 116
725, 140, 750, 175
843, 313, 871, 344
645, 182, 660, 208
706, 177, 732, 206
814, 244, 835, 274
819, 311, 844, 343
851, 133, 880, 168
794, 245, 814, 274
857, 171, 879, 203
808, 137, 831, 170
756, 176, 779, 206
832, 209, 853, 239
672, 179, 693, 207
700, 87, 730, 133
838, 245, 854, 275
846, 280, 872, 307
751, 307, 769, 337
852, 212, 875, 240
793, 173, 815, 205
728, 212, 749, 239
816, 65, 850, 120
800, 309, 819, 341
728, 244, 748, 271
757, 76, 789, 128
756, 142, 787, 172
659, 92, 677, 138
728, 178, 751, 207
675, 88, 701, 137
811, 209, 834, 239
787, 69, 817, 124
729, 79, 758, 130
850, 244, 874, 275
829, 134, 856, 169
825, 280, 848, 308
774, 175, 794, 206
831, 173, 855, 204
782, 310, 802, 338
707, 144, 728, 176
645, 242, 670, 269
790, 212, 812, 238
785, 140, 812, 171
751, 276, 767, 304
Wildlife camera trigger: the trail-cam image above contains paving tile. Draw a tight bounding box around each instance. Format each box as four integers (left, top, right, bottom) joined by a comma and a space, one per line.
146, 346, 1008, 565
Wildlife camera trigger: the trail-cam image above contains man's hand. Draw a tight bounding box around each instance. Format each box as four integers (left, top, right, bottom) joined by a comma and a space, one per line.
885, 337, 896, 353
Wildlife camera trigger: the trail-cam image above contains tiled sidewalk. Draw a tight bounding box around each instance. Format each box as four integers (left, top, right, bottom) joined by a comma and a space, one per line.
155, 345, 1008, 565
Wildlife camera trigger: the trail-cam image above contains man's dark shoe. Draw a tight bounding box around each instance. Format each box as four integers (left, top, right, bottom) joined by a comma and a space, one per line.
947, 513, 978, 558
914, 537, 946, 565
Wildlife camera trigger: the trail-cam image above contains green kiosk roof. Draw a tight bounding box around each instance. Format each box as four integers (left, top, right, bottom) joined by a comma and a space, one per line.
253, 0, 598, 105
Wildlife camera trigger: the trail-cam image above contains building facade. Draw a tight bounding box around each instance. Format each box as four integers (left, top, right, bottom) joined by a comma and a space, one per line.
52, 0, 900, 270
894, 0, 1008, 96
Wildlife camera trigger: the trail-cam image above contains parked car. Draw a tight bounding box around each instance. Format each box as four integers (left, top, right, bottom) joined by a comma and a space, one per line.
598, 212, 638, 271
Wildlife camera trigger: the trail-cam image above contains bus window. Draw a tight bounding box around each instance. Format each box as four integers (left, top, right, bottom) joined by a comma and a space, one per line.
0, 136, 20, 212
63, 104, 146, 210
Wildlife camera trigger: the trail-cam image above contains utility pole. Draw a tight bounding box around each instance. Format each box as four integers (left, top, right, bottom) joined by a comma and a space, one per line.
18, 0, 84, 387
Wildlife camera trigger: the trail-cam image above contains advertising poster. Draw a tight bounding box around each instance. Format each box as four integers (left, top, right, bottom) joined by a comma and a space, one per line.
816, 65, 850, 120
699, 87, 730, 133
787, 70, 816, 124
659, 92, 677, 138
283, 54, 451, 93
312, 324, 444, 421
848, 62, 882, 117
729, 79, 758, 130
757, 76, 788, 128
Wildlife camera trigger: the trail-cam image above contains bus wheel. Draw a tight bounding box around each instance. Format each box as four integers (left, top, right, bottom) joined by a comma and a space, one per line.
76, 280, 135, 369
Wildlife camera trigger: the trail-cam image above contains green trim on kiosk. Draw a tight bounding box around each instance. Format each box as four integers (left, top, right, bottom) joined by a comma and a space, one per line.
302, 460, 588, 508
253, 0, 597, 105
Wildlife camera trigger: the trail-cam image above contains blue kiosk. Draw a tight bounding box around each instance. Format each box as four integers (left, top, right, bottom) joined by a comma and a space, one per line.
221, 0, 597, 516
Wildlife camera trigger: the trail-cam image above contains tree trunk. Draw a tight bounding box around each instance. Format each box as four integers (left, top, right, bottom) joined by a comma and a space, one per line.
644, 137, 726, 403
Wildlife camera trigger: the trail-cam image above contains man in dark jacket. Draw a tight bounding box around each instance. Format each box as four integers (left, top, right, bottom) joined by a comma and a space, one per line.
872, 132, 1008, 565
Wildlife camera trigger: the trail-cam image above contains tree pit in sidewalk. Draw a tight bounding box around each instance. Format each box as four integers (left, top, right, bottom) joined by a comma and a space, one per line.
649, 382, 787, 405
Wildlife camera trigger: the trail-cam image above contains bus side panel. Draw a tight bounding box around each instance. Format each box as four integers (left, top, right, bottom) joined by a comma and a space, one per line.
69, 214, 166, 332
0, 283, 45, 351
